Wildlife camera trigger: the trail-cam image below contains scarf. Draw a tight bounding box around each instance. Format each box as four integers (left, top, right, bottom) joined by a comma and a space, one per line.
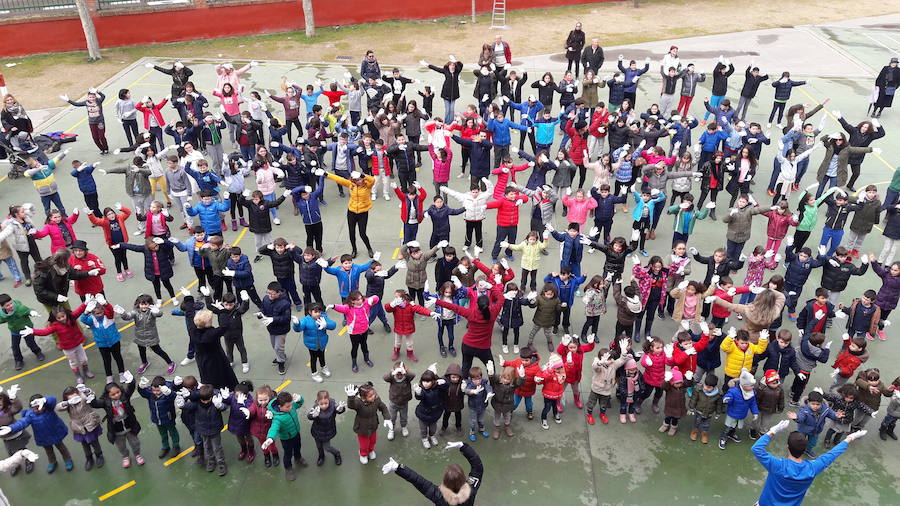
625, 295, 642, 314
626, 374, 638, 402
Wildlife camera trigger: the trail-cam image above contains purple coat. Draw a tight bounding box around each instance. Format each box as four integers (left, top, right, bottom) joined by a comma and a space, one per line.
224, 393, 253, 435
872, 261, 900, 311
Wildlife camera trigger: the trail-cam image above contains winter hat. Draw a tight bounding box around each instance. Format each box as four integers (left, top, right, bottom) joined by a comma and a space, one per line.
406, 240, 420, 249
624, 358, 638, 371
670, 367, 684, 384
70, 240, 89, 251
350, 171, 362, 179
892, 57, 899, 64
174, 61, 184, 69
739, 368, 756, 387
764, 369, 781, 385
704, 373, 719, 387
807, 390, 824, 403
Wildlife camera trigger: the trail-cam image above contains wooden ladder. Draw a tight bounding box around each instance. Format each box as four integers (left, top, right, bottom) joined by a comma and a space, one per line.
490, 0, 506, 29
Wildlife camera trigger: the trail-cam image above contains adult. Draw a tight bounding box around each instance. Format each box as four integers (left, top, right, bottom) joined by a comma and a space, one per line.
60, 89, 108, 154
712, 288, 785, 342
382, 441, 483, 506
214, 61, 255, 94
360, 50, 382, 82
661, 46, 681, 75
492, 35, 512, 72
2, 204, 42, 285
432, 292, 503, 378
423, 56, 463, 123
872, 57, 900, 118
564, 22, 586, 78
752, 419, 866, 506
835, 111, 886, 191
147, 61, 193, 99
191, 309, 238, 389
581, 39, 605, 76
325, 169, 376, 259
32, 249, 93, 313
1, 94, 33, 136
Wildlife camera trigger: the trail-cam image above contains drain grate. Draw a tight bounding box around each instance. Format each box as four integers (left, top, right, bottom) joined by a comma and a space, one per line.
335, 55, 351, 61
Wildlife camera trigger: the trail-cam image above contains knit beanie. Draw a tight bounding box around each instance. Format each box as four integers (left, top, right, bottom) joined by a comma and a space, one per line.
670, 367, 684, 384
739, 368, 756, 387
624, 358, 638, 371
764, 369, 781, 385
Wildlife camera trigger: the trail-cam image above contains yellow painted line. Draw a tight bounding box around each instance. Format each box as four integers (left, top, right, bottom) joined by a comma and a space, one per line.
274, 380, 292, 391
98, 480, 136, 501
63, 68, 154, 134
337, 325, 350, 336
1, 227, 248, 384
391, 247, 400, 260
0, 175, 7, 184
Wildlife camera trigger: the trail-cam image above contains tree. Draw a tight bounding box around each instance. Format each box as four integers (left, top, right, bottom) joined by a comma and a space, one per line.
75, 0, 101, 61
302, 0, 315, 37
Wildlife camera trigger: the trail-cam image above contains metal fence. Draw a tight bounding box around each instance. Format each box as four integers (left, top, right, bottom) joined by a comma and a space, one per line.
96, 0, 192, 10
0, 0, 75, 14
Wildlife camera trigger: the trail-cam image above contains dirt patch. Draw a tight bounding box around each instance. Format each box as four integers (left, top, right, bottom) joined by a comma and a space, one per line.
1, 0, 897, 109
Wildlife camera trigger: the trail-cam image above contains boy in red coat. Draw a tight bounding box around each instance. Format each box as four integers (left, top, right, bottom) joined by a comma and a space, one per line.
393, 182, 427, 244
68, 240, 106, 300
828, 335, 869, 391
502, 346, 541, 420
486, 187, 529, 262
556, 334, 596, 411
703, 275, 749, 328
384, 290, 437, 362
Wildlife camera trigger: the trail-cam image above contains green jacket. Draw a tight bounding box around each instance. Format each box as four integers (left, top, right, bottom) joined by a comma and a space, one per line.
266, 397, 304, 440
796, 187, 837, 232
688, 387, 725, 417
531, 295, 561, 328
890, 167, 900, 192
0, 300, 33, 333
667, 205, 710, 235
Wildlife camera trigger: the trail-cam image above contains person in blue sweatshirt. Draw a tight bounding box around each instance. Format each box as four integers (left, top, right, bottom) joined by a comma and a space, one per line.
69, 160, 102, 219
291, 177, 326, 252
164, 120, 198, 147
787, 389, 844, 457
696, 123, 730, 171
424, 195, 465, 248
224, 247, 261, 308
769, 72, 807, 126
186, 190, 230, 236
544, 267, 587, 335
616, 56, 650, 108
548, 222, 588, 278
183, 160, 221, 196
486, 111, 527, 169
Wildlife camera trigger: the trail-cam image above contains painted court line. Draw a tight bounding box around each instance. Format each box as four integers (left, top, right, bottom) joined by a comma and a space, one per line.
98, 480, 136, 501
0, 228, 247, 385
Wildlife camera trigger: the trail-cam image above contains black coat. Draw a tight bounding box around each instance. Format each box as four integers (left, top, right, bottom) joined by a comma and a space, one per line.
530, 80, 557, 107
884, 206, 900, 241
205, 296, 249, 339
89, 381, 141, 444
122, 242, 175, 281
839, 117, 886, 164
186, 398, 226, 436
238, 194, 285, 234
711, 63, 734, 97
32, 265, 89, 306
739, 66, 769, 98
498, 296, 530, 329
565, 30, 586, 59
387, 143, 429, 174
581, 46, 605, 74
820, 257, 867, 292
192, 326, 238, 389
414, 384, 448, 423
257, 246, 301, 279
394, 444, 483, 506
693, 252, 744, 286
307, 397, 345, 441
428, 63, 463, 101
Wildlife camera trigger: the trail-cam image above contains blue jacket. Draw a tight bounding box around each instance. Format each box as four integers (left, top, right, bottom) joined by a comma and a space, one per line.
425, 204, 465, 238
260, 294, 292, 335
292, 177, 325, 225
183, 398, 226, 436
698, 129, 729, 153
631, 190, 666, 222
327, 142, 359, 172
226, 254, 254, 289
173, 236, 209, 269
543, 273, 586, 305
293, 313, 337, 351
324, 262, 372, 299
300, 89, 323, 116
79, 312, 121, 348
184, 163, 221, 194
186, 199, 230, 235
138, 381, 178, 426
617, 61, 649, 93
783, 246, 826, 288
464, 378, 492, 412
8, 396, 68, 446
70, 164, 98, 194
551, 231, 585, 267
669, 119, 699, 147
486, 118, 527, 147
452, 136, 493, 178
605, 78, 626, 106
516, 151, 554, 190
704, 102, 736, 126
743, 131, 771, 160
794, 402, 839, 436
510, 100, 544, 127
761, 342, 801, 380
723, 386, 759, 419
771, 79, 806, 101
590, 189, 627, 223
752, 433, 848, 506
533, 118, 560, 146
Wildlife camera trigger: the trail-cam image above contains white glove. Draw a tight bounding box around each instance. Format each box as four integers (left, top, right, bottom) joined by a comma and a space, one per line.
57, 294, 68, 303
768, 419, 791, 435
260, 316, 274, 327
383, 419, 394, 431
221, 268, 235, 277
381, 457, 400, 474
344, 384, 358, 397
315, 258, 329, 268
664, 343, 674, 358
814, 309, 825, 320
844, 430, 867, 442
261, 438, 274, 450
561, 334, 572, 347
644, 357, 653, 367
199, 286, 211, 296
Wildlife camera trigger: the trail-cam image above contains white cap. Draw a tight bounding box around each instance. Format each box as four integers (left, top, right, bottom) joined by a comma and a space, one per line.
223, 63, 234, 70
407, 241, 421, 248
174, 61, 184, 69
142, 96, 151, 103
350, 171, 362, 179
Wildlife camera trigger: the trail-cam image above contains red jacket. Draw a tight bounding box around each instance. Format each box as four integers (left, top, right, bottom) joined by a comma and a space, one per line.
32, 304, 87, 350
384, 302, 432, 335
33, 214, 79, 253
565, 120, 589, 165
371, 146, 392, 176
68, 253, 106, 296
537, 369, 566, 399
135, 98, 168, 130
435, 294, 503, 350
88, 206, 132, 246
395, 186, 427, 223
486, 194, 528, 227
490, 163, 529, 199
143, 211, 174, 239
247, 401, 273, 440
832, 349, 866, 379
711, 286, 749, 319
668, 332, 710, 374
589, 109, 610, 138
556, 342, 596, 385
762, 210, 799, 240
447, 123, 482, 142
503, 357, 541, 397
472, 259, 515, 285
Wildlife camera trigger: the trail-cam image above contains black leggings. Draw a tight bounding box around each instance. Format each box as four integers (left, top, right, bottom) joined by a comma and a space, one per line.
407, 287, 425, 306
442, 410, 462, 430
138, 344, 172, 365
541, 396, 560, 420
151, 276, 176, 300
460, 149, 470, 173
697, 187, 720, 207
110, 247, 129, 273
520, 268, 537, 292
566, 58, 581, 77
286, 118, 303, 144
225, 336, 248, 364
500, 326, 520, 346
308, 349, 326, 373
768, 101, 787, 124
349, 332, 369, 363
347, 211, 373, 254
576, 164, 587, 189
229, 197, 244, 219
17, 247, 42, 281
305, 222, 323, 252
793, 230, 811, 251
634, 288, 662, 339
633, 218, 651, 251
642, 384, 664, 405
847, 163, 862, 189
193, 266, 212, 288
581, 315, 600, 338
461, 343, 493, 378
464, 220, 483, 248
98, 341, 126, 377
303, 284, 324, 305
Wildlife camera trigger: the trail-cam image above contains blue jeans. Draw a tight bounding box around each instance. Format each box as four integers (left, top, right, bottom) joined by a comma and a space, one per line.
739, 291, 758, 305
437, 319, 456, 348
820, 227, 844, 257
39, 192, 66, 215
263, 193, 278, 218
240, 145, 254, 161
815, 176, 837, 198
443, 99, 456, 124
368, 303, 388, 326
725, 240, 745, 263
785, 282, 803, 314
513, 394, 533, 413
795, 158, 810, 186
704, 95, 724, 121
0, 257, 22, 282
403, 222, 419, 243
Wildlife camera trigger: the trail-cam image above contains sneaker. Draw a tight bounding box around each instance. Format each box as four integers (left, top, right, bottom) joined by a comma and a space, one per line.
387, 429, 395, 441
866, 333, 876, 341
137, 362, 150, 374
422, 438, 431, 449
469, 432, 477, 442
629, 414, 637, 423
639, 250, 649, 257
14, 360, 23, 371
171, 308, 185, 316
135, 455, 145, 466
312, 372, 324, 383
359, 455, 368, 464
789, 400, 800, 407
180, 356, 195, 366
527, 411, 534, 420
541, 420, 549, 430
513, 345, 520, 354
321, 365, 331, 377
401, 426, 409, 437
116, 273, 125, 282
440, 346, 447, 358
718, 437, 727, 450
728, 432, 742, 443
125, 270, 134, 278
502, 345, 509, 354
554, 414, 562, 424
788, 313, 798, 322
64, 460, 74, 471
242, 363, 250, 373
878, 330, 887, 341
352, 362, 359, 373
36, 352, 45, 362
273, 218, 281, 226
479, 428, 490, 438
166, 362, 176, 374
585, 413, 595, 425
804, 448, 817, 459
365, 358, 374, 368
277, 362, 286, 375
449, 347, 457, 357
749, 429, 761, 440
122, 457, 131, 468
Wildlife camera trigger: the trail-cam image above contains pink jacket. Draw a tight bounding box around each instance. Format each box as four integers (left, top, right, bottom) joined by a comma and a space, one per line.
429, 145, 453, 184
762, 210, 798, 240
333, 296, 379, 334
255, 165, 277, 195
491, 163, 529, 199
640, 150, 676, 166
742, 254, 779, 287
212, 91, 244, 116
215, 63, 251, 93
640, 350, 666, 387
561, 195, 598, 225
135, 99, 168, 130
33, 213, 79, 253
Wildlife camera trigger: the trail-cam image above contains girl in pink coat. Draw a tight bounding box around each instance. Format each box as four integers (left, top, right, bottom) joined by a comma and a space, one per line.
761, 200, 799, 252
33, 208, 80, 253
214, 62, 253, 94
428, 145, 453, 195
332, 291, 379, 372
561, 189, 598, 225
640, 336, 667, 414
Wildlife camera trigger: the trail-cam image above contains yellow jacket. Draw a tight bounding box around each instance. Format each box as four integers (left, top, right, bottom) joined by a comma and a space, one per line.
327, 173, 375, 214
720, 335, 768, 378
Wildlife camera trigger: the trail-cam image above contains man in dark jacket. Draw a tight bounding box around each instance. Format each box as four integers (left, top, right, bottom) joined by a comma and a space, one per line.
581, 39, 605, 76
736, 64, 770, 122
704, 58, 734, 122
257, 281, 293, 375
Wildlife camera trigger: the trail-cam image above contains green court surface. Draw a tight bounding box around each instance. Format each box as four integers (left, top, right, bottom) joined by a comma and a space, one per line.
808, 25, 900, 73
1, 44, 900, 505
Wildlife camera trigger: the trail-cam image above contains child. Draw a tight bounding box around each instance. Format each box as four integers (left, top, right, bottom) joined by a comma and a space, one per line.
440, 178, 495, 252
640, 336, 667, 414
668, 324, 711, 387
225, 246, 261, 308
364, 260, 398, 334
199, 236, 233, 300
137, 375, 180, 459
79, 297, 125, 386
611, 280, 643, 340
247, 385, 278, 467
487, 360, 525, 437
796, 287, 842, 337
846, 290, 881, 341
667, 193, 711, 246
293, 302, 337, 382
823, 384, 873, 448
204, 287, 251, 372
504, 231, 548, 293
762, 200, 798, 253
464, 366, 493, 441
383, 362, 415, 441
580, 275, 607, 338
88, 375, 143, 468
544, 267, 587, 336
345, 382, 390, 464
223, 157, 251, 230
333, 291, 380, 372
527, 283, 562, 351
307, 390, 344, 466
557, 334, 596, 411
428, 282, 461, 357
761, 329, 800, 385
120, 237, 177, 302
33, 208, 79, 254
829, 335, 869, 391
238, 189, 287, 249
721, 193, 767, 262
719, 369, 759, 450
0, 294, 44, 371
631, 187, 667, 255
535, 354, 566, 430
792, 331, 832, 405
688, 374, 725, 444
292, 180, 326, 252
186, 385, 228, 476
21, 305, 94, 383
1, 394, 72, 473
585, 341, 630, 425
223, 380, 254, 463
631, 255, 670, 339
56, 385, 104, 471
869, 258, 900, 339
418, 364, 454, 450
257, 281, 292, 375
721, 328, 770, 385
322, 253, 376, 303
441, 364, 465, 433
498, 282, 532, 355
69, 160, 102, 218
88, 205, 134, 281
750, 370, 785, 440
425, 195, 465, 248
548, 222, 590, 279
616, 356, 645, 423
787, 389, 843, 458
258, 239, 303, 309
119, 294, 176, 374
878, 377, 900, 441
384, 290, 436, 362
661, 367, 688, 436
398, 241, 439, 306
853, 368, 892, 431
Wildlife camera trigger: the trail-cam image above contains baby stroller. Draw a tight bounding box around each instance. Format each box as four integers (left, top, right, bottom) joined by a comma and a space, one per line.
0, 131, 56, 179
